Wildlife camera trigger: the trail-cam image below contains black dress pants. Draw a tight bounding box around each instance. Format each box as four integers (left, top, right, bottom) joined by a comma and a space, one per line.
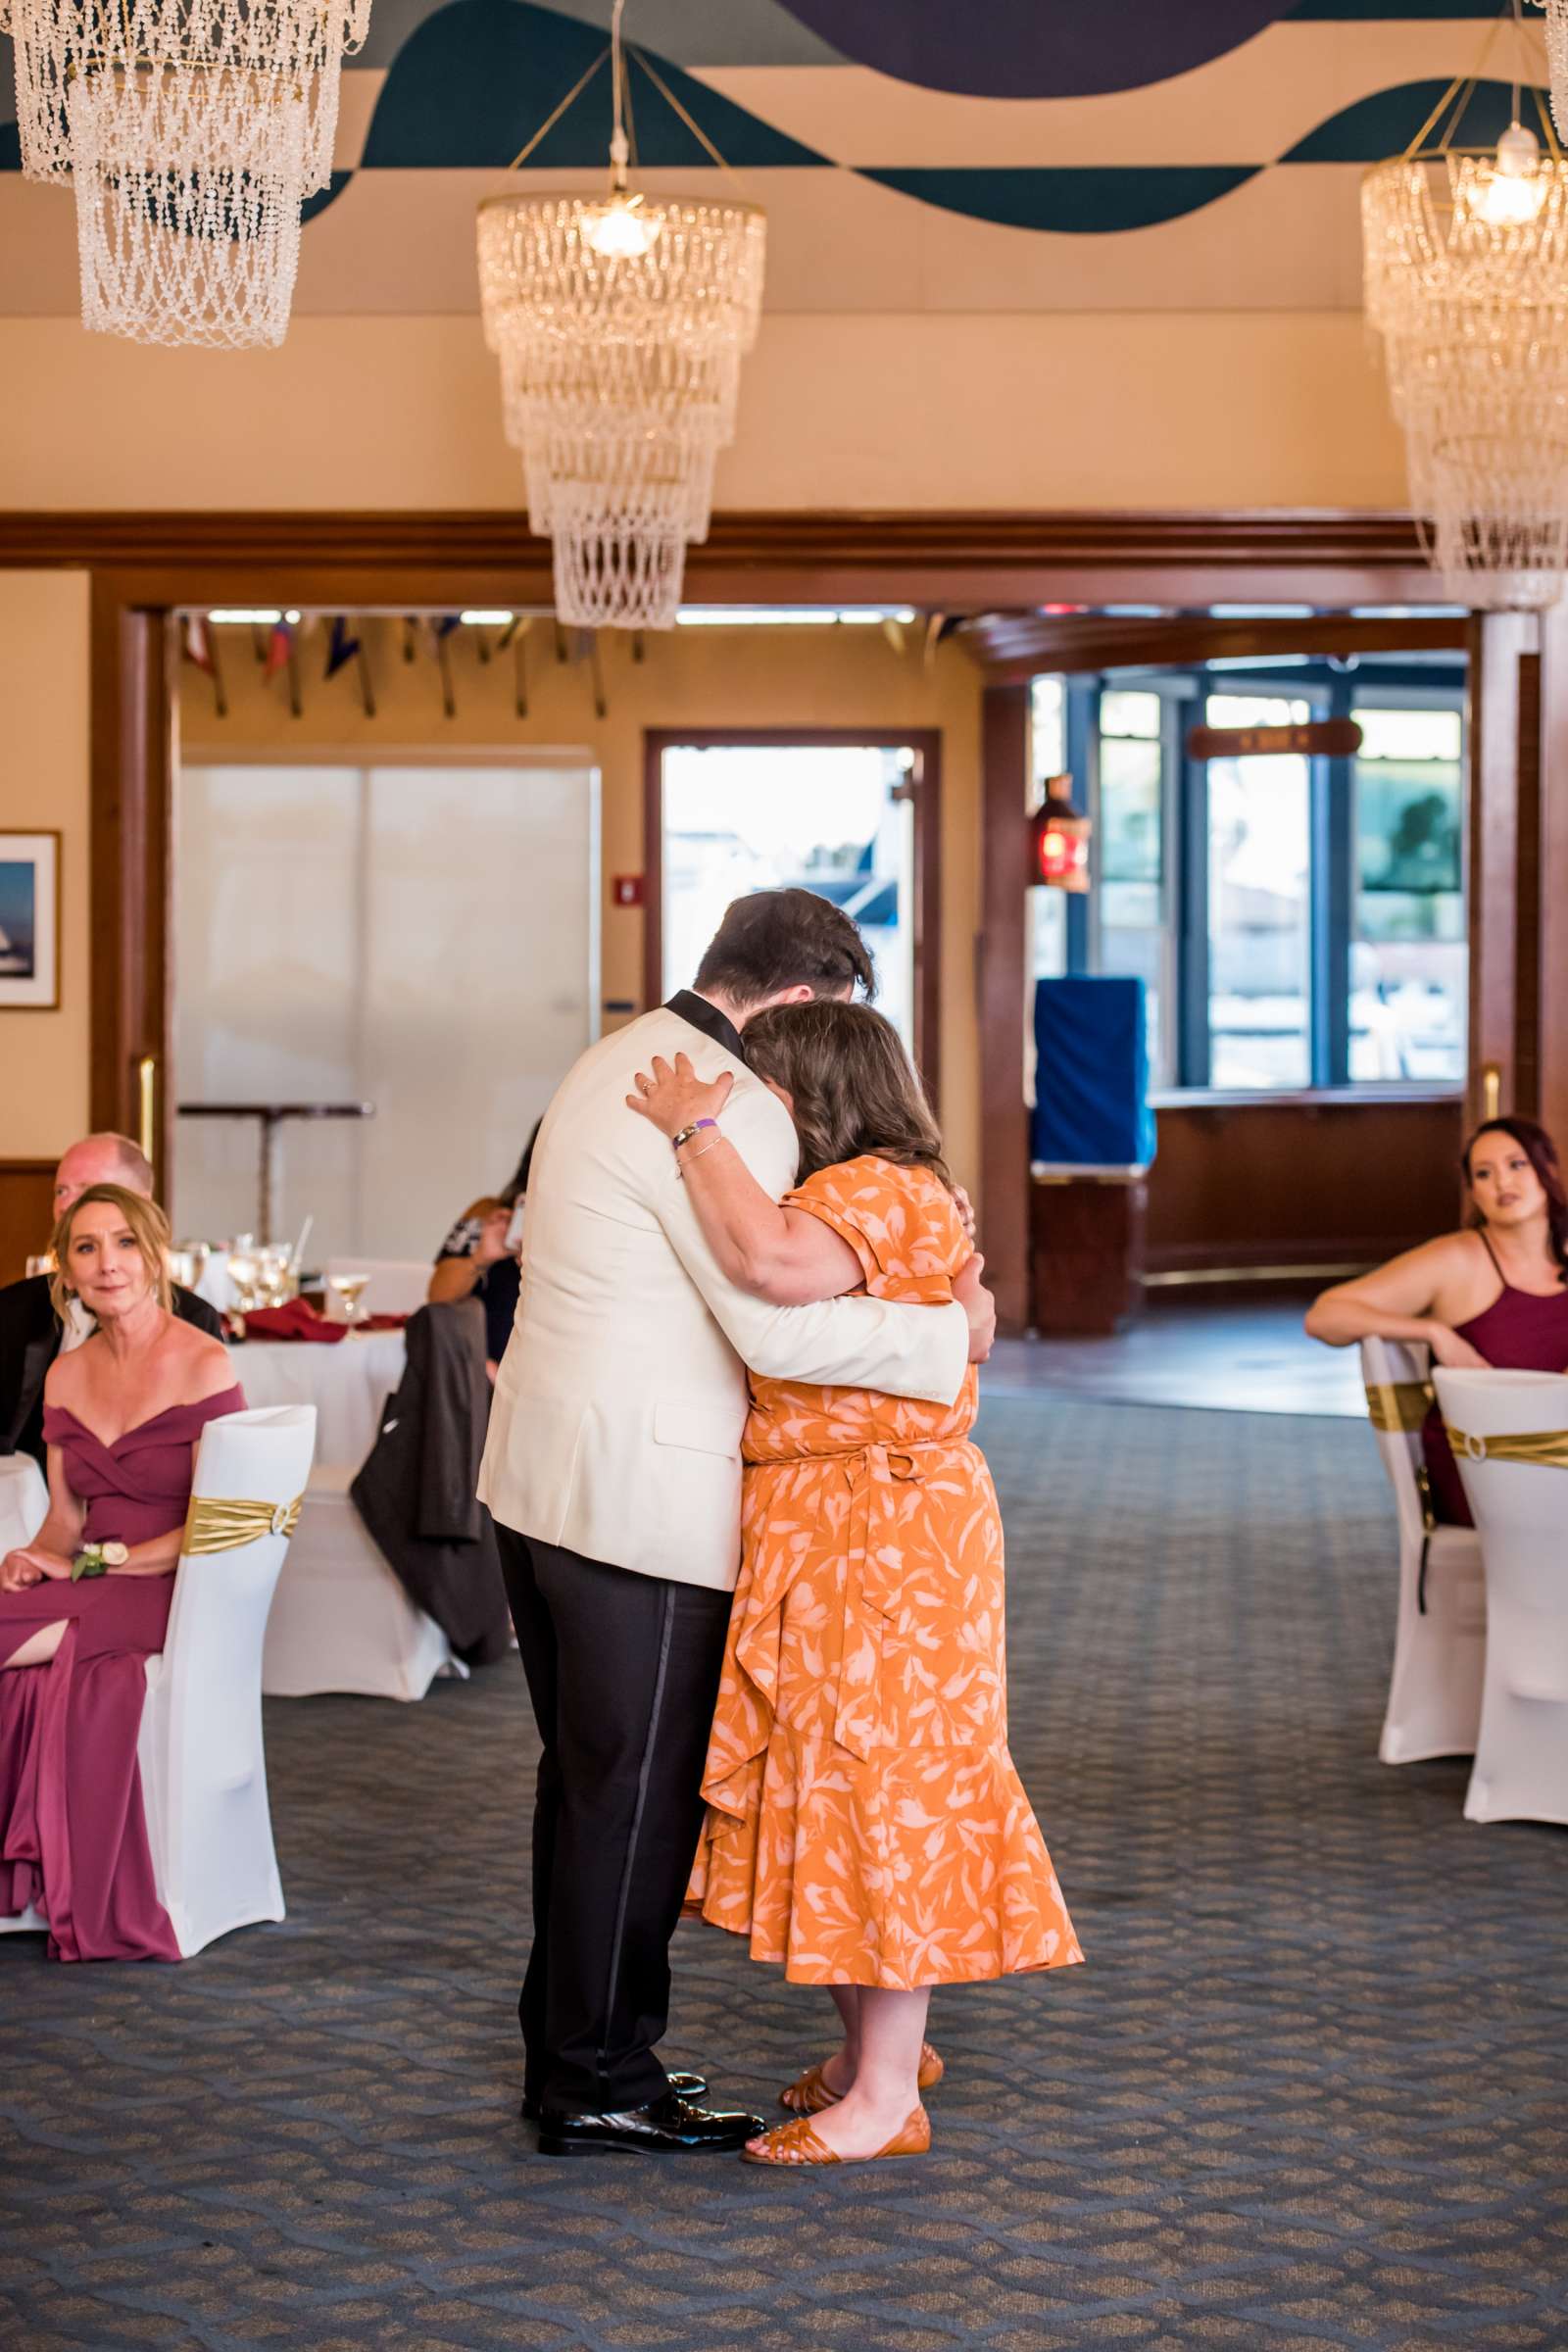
497, 1525, 733, 2116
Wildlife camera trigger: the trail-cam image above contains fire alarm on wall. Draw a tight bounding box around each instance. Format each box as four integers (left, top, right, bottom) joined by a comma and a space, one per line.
612, 875, 645, 907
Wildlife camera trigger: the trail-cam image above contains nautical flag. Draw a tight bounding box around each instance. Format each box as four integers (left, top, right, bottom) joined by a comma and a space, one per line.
325, 614, 361, 678
264, 618, 294, 679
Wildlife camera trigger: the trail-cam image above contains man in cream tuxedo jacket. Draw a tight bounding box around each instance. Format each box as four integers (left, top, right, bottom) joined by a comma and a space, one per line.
479, 890, 992, 2156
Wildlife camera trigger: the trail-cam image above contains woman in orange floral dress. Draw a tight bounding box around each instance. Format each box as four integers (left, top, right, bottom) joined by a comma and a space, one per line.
628, 1001, 1081, 2168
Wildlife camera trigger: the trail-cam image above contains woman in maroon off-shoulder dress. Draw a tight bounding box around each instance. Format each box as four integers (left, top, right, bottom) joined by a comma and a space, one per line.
1306, 1116, 1568, 1524
0, 1183, 244, 1961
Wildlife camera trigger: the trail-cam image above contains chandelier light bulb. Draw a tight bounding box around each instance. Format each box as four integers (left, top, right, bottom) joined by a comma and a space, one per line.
581, 192, 662, 261
1475, 121, 1548, 224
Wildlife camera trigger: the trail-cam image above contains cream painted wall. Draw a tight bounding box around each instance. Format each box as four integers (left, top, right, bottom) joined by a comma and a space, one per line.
0, 570, 90, 1157
178, 619, 984, 1191
0, 312, 1407, 513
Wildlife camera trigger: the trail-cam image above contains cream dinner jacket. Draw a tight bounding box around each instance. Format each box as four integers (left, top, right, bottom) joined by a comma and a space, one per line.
477, 1004, 970, 1592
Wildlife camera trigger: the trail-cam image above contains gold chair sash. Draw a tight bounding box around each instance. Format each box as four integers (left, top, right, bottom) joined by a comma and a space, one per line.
182, 1494, 303, 1555
1365, 1379, 1433, 1433
1443, 1426, 1568, 1471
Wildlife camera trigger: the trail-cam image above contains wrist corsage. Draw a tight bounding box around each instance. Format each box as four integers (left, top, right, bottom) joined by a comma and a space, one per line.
71, 1541, 129, 1583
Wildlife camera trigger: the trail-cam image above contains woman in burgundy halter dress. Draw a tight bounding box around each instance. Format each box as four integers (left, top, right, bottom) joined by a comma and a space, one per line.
1306, 1117, 1568, 1523
0, 1183, 243, 1961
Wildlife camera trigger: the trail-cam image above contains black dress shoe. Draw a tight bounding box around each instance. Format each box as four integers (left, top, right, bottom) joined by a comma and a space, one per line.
536, 2088, 765, 2157
519, 2069, 707, 2125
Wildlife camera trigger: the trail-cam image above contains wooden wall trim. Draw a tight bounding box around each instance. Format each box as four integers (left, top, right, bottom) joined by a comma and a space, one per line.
0, 508, 1440, 610
641, 725, 944, 1110
979, 684, 1032, 1337
0, 1158, 57, 1285
1467, 612, 1531, 1133
961, 611, 1469, 682
1535, 604, 1568, 1154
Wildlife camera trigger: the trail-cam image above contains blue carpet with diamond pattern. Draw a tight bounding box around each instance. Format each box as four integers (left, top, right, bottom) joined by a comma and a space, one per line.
3, 1395, 1565, 2351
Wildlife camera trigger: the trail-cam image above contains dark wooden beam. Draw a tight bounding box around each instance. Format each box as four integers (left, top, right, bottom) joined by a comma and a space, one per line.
0, 508, 1442, 612
959, 611, 1470, 681
979, 684, 1032, 1337
1467, 612, 1533, 1136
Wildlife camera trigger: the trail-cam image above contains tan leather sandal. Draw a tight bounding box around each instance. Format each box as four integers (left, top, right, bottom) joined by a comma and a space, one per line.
741, 2105, 931, 2167
779, 2039, 945, 2115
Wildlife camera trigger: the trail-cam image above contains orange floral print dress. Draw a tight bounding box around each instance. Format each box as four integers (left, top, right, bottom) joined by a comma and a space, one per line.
686, 1154, 1083, 1989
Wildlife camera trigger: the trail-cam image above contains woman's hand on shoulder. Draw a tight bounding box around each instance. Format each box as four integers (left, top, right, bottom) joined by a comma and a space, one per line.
627, 1052, 734, 1141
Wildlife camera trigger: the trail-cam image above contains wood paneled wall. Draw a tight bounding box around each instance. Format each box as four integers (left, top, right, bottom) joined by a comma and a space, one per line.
1144, 1096, 1466, 1281
0, 1159, 55, 1284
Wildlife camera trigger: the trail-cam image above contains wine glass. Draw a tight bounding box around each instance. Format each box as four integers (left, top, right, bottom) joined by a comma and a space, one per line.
327, 1271, 370, 1329
227, 1250, 260, 1313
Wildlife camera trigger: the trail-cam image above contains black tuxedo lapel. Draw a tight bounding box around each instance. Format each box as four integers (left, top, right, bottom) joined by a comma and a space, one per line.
0, 1274, 63, 1465
664, 990, 745, 1062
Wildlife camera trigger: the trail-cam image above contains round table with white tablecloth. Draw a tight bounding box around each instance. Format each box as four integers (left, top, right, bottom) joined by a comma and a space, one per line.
226, 1330, 406, 1473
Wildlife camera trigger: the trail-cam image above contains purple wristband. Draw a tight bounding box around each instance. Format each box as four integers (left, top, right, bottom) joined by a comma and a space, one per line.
671, 1118, 719, 1152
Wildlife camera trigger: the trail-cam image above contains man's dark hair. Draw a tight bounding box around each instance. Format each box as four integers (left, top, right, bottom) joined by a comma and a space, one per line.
694, 889, 876, 1009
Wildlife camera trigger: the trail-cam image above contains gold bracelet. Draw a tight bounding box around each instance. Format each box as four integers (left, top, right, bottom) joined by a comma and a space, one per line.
677, 1136, 723, 1175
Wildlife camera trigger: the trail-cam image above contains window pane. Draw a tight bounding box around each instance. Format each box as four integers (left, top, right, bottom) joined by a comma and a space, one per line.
1207, 697, 1311, 1089
1350, 705, 1466, 1083
1030, 674, 1065, 791
1093, 706, 1168, 1081
1101, 736, 1161, 882
1101, 688, 1161, 740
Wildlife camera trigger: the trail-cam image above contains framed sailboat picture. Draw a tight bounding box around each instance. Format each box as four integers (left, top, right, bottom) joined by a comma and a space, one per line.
0, 831, 61, 1009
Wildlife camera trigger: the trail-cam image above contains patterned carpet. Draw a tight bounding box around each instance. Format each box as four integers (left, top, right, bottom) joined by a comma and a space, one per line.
3, 1396, 1566, 2352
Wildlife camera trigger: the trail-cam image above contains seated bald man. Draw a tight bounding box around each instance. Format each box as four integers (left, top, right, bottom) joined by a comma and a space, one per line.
0, 1132, 224, 1468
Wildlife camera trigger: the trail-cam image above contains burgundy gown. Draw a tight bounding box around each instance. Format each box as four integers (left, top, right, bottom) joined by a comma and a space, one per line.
1422, 1236, 1568, 1526
0, 1383, 246, 1962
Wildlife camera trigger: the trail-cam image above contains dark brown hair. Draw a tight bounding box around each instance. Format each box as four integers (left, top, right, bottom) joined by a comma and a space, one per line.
1463, 1115, 1568, 1284
694, 889, 875, 1010
743, 1000, 952, 1190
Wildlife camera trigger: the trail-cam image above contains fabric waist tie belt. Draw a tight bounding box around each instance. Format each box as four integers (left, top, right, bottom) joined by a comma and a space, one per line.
182, 1494, 303, 1554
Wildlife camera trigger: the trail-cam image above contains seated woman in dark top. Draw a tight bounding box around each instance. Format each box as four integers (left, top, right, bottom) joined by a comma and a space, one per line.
427, 1123, 542, 1378
1306, 1116, 1568, 1523
0, 1183, 245, 1960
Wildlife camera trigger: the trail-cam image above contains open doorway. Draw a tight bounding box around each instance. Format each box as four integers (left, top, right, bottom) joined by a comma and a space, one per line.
644, 727, 942, 1100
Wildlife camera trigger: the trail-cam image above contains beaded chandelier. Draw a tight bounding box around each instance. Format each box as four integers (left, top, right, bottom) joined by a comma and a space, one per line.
1529, 2, 1568, 139
475, 2, 766, 628
1362, 36, 1568, 607
4, 0, 370, 347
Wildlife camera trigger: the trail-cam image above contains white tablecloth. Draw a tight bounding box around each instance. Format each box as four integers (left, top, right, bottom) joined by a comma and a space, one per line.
227, 1331, 406, 1473
0, 1453, 50, 1554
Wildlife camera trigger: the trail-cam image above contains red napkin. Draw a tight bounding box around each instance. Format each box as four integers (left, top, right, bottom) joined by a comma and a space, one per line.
234, 1299, 410, 1344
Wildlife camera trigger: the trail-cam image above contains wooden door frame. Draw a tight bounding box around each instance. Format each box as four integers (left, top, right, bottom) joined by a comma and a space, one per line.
643, 725, 944, 1107
0, 500, 1456, 1300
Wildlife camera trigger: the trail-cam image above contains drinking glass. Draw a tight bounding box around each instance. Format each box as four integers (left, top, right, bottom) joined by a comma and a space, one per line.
327, 1272, 370, 1329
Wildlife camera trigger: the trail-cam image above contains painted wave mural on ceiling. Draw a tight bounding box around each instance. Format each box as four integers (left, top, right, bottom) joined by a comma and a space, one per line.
0, 0, 1551, 316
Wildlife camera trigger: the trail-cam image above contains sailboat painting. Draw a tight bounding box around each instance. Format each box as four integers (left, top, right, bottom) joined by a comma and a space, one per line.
0, 833, 59, 1008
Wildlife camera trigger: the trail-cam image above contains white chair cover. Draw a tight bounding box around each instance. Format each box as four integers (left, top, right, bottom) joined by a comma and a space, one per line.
1360, 1337, 1486, 1763
1434, 1366, 1568, 1827
322, 1258, 432, 1319
0, 1453, 50, 1556
140, 1403, 318, 1954
262, 1465, 458, 1700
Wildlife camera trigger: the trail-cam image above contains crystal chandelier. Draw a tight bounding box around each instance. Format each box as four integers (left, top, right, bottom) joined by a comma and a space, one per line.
5, 0, 362, 196
4, 0, 370, 348
475, 1, 766, 628
1362, 11, 1568, 607
72, 63, 310, 350
1528, 2, 1568, 140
